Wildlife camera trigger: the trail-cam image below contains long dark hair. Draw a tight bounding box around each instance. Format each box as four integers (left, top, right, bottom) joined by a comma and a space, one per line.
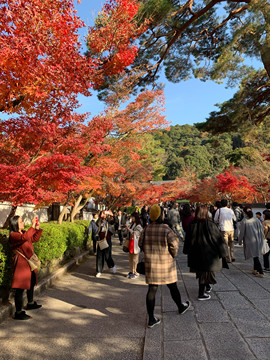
9, 215, 20, 233
263, 210, 270, 220
181, 203, 191, 218
131, 212, 141, 226
243, 206, 253, 219
194, 205, 210, 222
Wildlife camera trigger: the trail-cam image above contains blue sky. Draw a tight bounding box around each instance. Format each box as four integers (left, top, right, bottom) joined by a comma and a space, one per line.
75, 1, 239, 126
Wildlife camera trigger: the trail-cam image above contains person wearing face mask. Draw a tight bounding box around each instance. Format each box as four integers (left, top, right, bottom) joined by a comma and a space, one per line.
9, 215, 43, 320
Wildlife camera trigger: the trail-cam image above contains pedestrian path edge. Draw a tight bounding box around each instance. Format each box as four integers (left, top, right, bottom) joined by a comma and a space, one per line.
0, 249, 90, 324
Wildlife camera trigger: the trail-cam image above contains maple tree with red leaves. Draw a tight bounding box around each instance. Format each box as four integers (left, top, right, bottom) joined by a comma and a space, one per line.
81, 88, 168, 213
0, 0, 93, 114
216, 168, 257, 203
86, 0, 148, 85
0, 0, 157, 224
189, 177, 219, 204
232, 164, 270, 204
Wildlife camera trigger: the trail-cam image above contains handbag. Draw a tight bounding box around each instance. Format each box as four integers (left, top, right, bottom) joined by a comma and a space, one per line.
122, 239, 130, 253
136, 251, 145, 274
98, 238, 109, 250
136, 228, 147, 274
262, 239, 270, 255
129, 234, 135, 254
16, 250, 41, 271
136, 261, 145, 275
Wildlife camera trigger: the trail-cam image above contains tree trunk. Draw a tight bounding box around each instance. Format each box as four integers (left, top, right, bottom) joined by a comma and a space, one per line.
70, 195, 83, 223
2, 205, 17, 229
261, 45, 270, 79
70, 193, 93, 223
58, 204, 69, 225
260, 2, 270, 79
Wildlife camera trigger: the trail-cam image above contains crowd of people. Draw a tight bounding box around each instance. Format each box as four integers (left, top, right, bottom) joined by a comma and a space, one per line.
8, 200, 270, 329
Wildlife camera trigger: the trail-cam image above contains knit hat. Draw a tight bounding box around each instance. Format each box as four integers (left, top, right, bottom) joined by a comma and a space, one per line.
149, 204, 161, 222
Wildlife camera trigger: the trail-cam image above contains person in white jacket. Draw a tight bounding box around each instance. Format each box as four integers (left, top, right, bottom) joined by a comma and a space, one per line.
214, 199, 236, 263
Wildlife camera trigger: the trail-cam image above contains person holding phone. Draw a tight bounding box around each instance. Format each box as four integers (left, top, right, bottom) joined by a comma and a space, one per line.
125, 212, 143, 279
9, 216, 43, 320
95, 210, 117, 277
114, 210, 127, 245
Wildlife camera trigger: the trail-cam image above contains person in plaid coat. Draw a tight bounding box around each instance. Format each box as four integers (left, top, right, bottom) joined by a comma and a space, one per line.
139, 204, 190, 328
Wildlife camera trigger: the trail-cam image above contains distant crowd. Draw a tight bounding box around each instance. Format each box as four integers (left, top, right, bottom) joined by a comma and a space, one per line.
8, 200, 270, 329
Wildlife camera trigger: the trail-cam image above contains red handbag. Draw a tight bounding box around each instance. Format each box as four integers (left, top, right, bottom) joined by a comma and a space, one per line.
129, 234, 134, 254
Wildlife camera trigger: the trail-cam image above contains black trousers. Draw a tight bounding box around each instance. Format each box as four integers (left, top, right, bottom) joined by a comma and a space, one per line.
96, 239, 115, 273
253, 256, 263, 274
146, 283, 183, 321
118, 230, 123, 245
14, 271, 36, 312
92, 235, 98, 253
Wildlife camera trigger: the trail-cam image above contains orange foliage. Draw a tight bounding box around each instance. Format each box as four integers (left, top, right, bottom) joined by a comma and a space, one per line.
189, 177, 219, 204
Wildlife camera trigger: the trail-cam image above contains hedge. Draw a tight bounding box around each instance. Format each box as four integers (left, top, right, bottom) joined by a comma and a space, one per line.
0, 220, 91, 288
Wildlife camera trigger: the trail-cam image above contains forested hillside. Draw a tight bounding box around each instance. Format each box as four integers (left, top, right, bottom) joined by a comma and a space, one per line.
149, 123, 269, 182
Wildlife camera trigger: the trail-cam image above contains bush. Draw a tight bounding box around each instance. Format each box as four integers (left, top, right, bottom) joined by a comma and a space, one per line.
0, 232, 13, 287
0, 221, 91, 287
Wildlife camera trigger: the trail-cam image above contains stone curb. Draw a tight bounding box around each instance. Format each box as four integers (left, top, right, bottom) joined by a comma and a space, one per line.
0, 249, 90, 324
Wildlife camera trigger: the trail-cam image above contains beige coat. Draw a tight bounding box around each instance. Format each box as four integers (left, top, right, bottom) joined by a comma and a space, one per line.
263, 219, 270, 239
139, 223, 179, 285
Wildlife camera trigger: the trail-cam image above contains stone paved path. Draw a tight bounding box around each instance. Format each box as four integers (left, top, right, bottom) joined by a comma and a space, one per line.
145, 244, 270, 360
0, 239, 270, 360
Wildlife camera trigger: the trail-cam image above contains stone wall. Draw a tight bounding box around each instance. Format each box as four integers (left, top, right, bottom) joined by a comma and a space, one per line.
0, 202, 49, 227
0, 200, 100, 228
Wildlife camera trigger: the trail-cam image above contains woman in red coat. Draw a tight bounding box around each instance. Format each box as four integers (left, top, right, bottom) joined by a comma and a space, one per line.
9, 216, 43, 320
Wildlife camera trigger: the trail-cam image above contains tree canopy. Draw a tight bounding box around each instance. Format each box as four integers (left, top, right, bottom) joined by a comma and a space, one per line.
134, 0, 270, 85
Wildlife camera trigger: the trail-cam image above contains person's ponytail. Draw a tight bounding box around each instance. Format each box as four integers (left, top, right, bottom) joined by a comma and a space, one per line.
243, 207, 253, 219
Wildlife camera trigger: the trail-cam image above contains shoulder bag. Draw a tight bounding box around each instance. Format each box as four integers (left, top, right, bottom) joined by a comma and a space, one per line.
97, 228, 109, 250
122, 239, 130, 253
16, 250, 41, 271
98, 238, 109, 250
136, 227, 146, 275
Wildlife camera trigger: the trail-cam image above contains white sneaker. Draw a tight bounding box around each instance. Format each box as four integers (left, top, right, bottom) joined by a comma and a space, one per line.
111, 265, 117, 274
96, 272, 102, 278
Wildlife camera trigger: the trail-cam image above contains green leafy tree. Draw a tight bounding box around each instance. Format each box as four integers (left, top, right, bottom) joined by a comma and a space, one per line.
198, 69, 270, 133
154, 124, 235, 180
138, 133, 167, 180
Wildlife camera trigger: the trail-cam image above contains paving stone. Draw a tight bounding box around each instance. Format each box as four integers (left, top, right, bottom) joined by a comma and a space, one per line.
214, 272, 237, 291
246, 338, 270, 360
240, 287, 270, 301
143, 306, 162, 360
200, 322, 256, 360
194, 300, 229, 323
164, 340, 208, 360
163, 310, 200, 341
229, 308, 270, 337
216, 291, 251, 310
254, 299, 270, 321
